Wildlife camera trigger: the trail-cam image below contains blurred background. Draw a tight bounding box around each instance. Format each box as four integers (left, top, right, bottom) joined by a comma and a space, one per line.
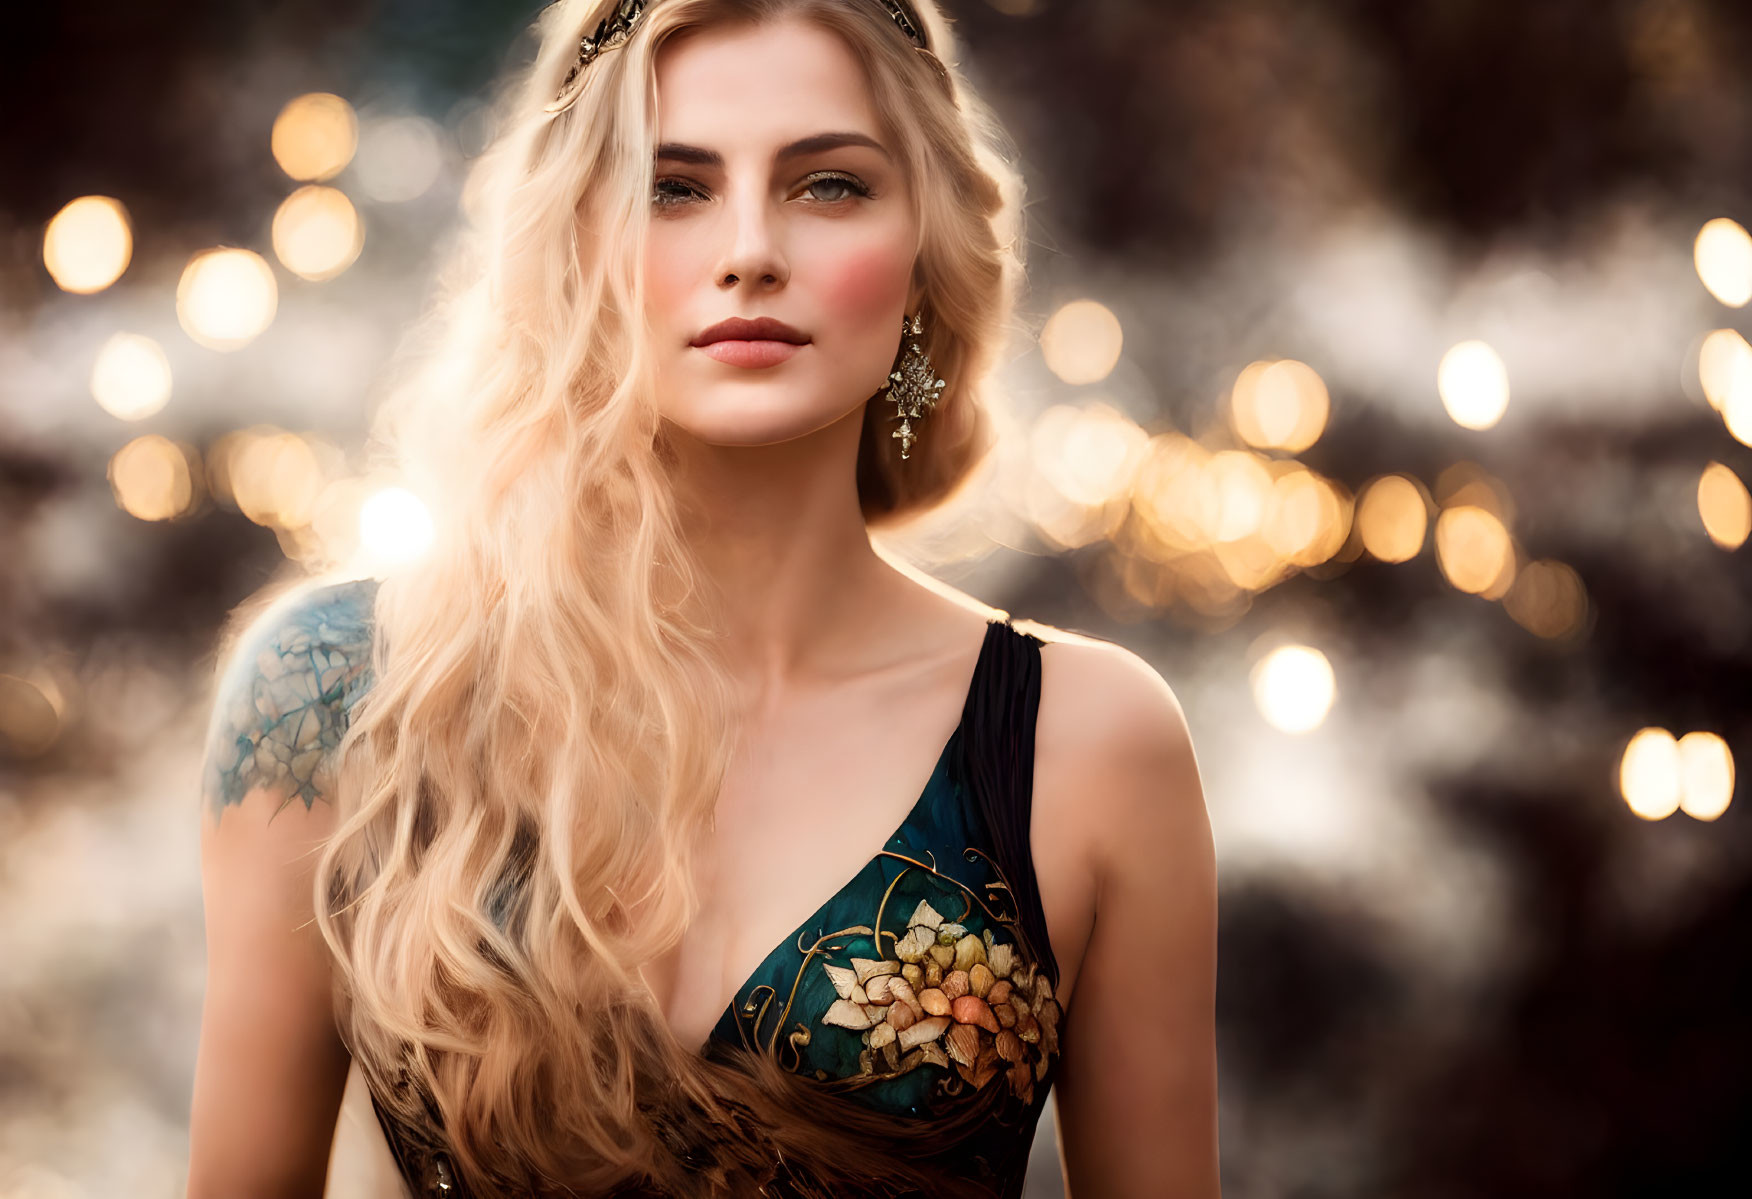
4, 0, 1751, 1195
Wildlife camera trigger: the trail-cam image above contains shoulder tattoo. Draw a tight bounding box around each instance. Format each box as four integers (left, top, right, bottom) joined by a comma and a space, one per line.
203, 579, 378, 821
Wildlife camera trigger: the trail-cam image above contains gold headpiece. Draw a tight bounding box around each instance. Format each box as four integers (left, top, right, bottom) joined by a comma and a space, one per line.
544, 0, 946, 114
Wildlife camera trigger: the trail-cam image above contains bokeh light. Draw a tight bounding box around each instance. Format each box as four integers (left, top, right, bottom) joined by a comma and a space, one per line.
176, 247, 278, 351
1677, 731, 1735, 821
1229, 358, 1330, 453
1262, 465, 1351, 567
359, 486, 435, 565
1356, 474, 1429, 563
89, 332, 172, 421
271, 91, 359, 181
1130, 434, 1215, 552
1029, 401, 1150, 507
1694, 217, 1752, 308
1204, 451, 1275, 542
108, 434, 200, 521
221, 428, 325, 528
1696, 329, 1752, 414
1251, 644, 1337, 734
354, 115, 445, 203
1723, 381, 1752, 448
1698, 461, 1751, 549
1437, 340, 1510, 430
1434, 504, 1515, 596
1039, 299, 1123, 386
1621, 727, 1682, 820
272, 184, 365, 281
41, 195, 132, 294
1502, 559, 1588, 640
1620, 727, 1737, 822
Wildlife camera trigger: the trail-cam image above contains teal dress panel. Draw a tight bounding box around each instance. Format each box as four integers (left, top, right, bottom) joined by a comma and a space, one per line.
701, 618, 1064, 1194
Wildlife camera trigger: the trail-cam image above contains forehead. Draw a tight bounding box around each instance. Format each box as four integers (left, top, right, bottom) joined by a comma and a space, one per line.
652, 17, 882, 145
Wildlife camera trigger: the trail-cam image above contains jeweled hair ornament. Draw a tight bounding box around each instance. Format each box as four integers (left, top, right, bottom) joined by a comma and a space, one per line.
544, 0, 948, 115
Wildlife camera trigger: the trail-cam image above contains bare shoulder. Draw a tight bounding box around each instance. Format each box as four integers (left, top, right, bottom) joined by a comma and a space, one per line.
1017, 620, 1195, 773
201, 575, 380, 825
1014, 621, 1203, 877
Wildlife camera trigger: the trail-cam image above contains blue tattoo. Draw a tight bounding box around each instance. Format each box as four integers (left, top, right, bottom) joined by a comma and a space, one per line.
202, 577, 379, 822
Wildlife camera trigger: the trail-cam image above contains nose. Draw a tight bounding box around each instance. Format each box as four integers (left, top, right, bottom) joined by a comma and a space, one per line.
712, 180, 789, 292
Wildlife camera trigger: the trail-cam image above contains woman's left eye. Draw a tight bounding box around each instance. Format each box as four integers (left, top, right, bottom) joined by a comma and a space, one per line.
800, 172, 874, 203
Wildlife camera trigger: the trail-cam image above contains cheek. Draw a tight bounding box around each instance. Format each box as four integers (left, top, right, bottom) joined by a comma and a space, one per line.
819, 243, 914, 326
643, 233, 695, 326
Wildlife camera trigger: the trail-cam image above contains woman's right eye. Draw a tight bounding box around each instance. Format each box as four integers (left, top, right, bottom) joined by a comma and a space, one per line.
653, 178, 703, 207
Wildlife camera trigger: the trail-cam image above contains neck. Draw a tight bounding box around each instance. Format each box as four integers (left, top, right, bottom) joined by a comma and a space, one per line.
666, 404, 911, 694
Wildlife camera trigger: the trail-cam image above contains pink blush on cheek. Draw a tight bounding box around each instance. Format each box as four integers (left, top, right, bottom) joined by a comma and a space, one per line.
819, 245, 913, 325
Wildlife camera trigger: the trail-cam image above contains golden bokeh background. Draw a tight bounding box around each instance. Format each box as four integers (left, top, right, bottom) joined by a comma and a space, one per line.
4, 1, 1751, 1196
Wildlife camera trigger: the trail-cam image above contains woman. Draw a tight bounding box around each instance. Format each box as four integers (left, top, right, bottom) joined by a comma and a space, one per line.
186, 0, 1218, 1195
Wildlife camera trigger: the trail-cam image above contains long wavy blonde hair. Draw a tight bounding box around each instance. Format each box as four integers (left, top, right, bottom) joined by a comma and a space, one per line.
312, 0, 1027, 1191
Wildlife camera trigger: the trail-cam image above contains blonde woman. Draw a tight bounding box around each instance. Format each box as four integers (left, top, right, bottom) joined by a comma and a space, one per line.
185, 1, 1218, 1195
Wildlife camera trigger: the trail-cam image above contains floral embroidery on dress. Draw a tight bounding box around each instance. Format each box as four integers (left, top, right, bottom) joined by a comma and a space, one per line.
725, 846, 1062, 1112
817, 898, 1060, 1107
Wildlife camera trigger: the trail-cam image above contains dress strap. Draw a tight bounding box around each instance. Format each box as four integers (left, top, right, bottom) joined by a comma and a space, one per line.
947, 619, 1058, 989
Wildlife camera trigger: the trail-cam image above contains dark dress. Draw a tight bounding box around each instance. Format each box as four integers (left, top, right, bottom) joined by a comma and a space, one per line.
338, 594, 1063, 1198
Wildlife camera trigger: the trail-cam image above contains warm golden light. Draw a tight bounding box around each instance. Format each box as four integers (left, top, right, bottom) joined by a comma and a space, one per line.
1030, 401, 1149, 507
109, 434, 198, 521
300, 477, 372, 569
1694, 217, 1752, 308
1251, 644, 1336, 734
271, 185, 364, 281
176, 248, 278, 351
1437, 340, 1510, 430
89, 332, 172, 421
1622, 727, 1682, 820
1130, 434, 1215, 552
1434, 505, 1514, 595
1697, 329, 1752, 413
1698, 461, 1752, 549
42, 195, 132, 294
1212, 534, 1292, 593
271, 92, 359, 182
1677, 731, 1735, 820
360, 486, 434, 564
1502, 559, 1588, 640
1026, 483, 1122, 551
1356, 475, 1427, 562
1724, 382, 1752, 448
1205, 451, 1275, 543
230, 430, 324, 528
204, 429, 255, 508
1230, 358, 1330, 453
1040, 300, 1124, 386
1263, 466, 1350, 567
1435, 462, 1516, 525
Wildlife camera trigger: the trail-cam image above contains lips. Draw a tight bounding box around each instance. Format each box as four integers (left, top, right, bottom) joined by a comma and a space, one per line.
689, 315, 811, 369
690, 316, 811, 347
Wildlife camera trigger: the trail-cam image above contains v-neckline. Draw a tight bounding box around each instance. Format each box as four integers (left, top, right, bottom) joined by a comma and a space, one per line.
694, 616, 1006, 1054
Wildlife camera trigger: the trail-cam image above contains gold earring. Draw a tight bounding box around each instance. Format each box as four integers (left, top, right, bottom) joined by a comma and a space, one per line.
885, 312, 946, 460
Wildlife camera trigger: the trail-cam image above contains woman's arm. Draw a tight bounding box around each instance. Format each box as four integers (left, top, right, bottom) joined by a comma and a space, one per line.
186, 586, 373, 1198
1051, 644, 1221, 1197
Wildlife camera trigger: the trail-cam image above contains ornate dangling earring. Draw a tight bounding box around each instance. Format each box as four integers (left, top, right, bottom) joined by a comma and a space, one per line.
884, 312, 947, 460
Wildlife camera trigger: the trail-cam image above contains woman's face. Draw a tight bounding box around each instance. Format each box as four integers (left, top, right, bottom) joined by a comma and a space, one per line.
642, 17, 922, 450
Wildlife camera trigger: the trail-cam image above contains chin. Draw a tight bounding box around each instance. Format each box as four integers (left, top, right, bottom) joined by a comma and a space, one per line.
661, 392, 866, 450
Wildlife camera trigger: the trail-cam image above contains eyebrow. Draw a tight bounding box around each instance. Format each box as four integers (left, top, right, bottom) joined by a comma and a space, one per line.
654, 131, 892, 167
